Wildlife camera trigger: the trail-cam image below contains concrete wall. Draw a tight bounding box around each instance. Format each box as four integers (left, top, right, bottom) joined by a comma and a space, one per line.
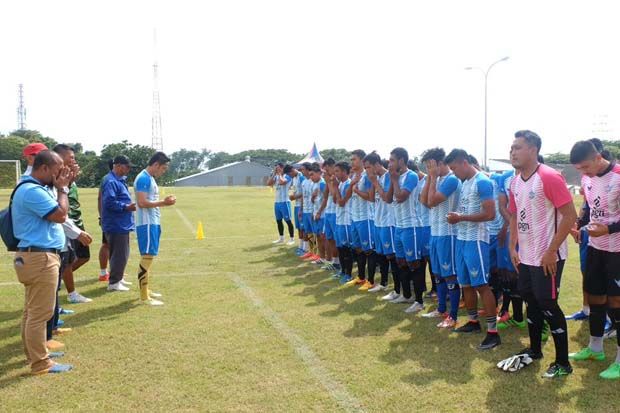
175, 162, 272, 187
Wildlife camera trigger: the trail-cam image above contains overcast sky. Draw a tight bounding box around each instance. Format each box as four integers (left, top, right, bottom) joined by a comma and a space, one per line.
1, 0, 618, 163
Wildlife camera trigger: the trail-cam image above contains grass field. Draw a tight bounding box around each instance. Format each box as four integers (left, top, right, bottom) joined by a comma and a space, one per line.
0, 187, 617, 412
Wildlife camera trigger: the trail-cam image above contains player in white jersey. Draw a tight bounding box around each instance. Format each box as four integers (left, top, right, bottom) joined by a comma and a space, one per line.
285, 165, 307, 255
331, 161, 355, 284
299, 163, 320, 260
497, 130, 576, 379
267, 163, 295, 245
317, 158, 339, 272
420, 148, 462, 328
365, 152, 396, 294
309, 163, 327, 263
134, 152, 176, 306
445, 149, 500, 350
410, 160, 434, 299
568, 140, 620, 380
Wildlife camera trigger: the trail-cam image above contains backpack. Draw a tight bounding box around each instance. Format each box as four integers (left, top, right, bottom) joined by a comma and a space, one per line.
0, 180, 40, 251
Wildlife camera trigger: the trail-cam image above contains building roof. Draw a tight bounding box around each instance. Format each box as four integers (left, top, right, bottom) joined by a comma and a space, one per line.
173, 160, 271, 183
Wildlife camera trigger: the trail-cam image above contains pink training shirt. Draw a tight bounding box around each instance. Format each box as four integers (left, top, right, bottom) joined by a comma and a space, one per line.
582, 163, 620, 253
509, 164, 572, 266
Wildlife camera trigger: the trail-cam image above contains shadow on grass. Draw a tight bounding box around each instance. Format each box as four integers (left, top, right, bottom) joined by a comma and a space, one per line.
0, 310, 22, 324
0, 298, 137, 389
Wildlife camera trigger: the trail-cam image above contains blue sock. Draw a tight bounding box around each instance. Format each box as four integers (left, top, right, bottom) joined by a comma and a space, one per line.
448, 283, 461, 321
436, 280, 448, 314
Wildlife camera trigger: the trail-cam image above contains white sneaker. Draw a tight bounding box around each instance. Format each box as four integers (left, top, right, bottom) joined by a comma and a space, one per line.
381, 291, 400, 301
422, 309, 446, 318
404, 302, 425, 313
149, 291, 163, 298
142, 298, 164, 306
391, 295, 415, 304
107, 282, 130, 292
368, 284, 388, 293
120, 278, 133, 286
272, 238, 284, 244
68, 292, 92, 304
286, 239, 296, 246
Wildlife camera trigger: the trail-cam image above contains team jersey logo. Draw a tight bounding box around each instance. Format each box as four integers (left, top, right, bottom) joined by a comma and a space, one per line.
406, 250, 414, 257
528, 191, 536, 200
441, 262, 451, 271
384, 242, 391, 249
518, 209, 530, 232
592, 196, 606, 219
470, 268, 479, 278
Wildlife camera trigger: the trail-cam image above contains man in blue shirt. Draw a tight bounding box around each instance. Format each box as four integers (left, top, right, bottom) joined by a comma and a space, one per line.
101, 155, 136, 292
134, 152, 177, 306
445, 149, 500, 350
12, 150, 74, 375
267, 163, 295, 245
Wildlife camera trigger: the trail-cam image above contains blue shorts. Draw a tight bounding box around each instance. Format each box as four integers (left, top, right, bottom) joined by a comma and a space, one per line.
335, 224, 351, 248
489, 235, 500, 271
351, 220, 375, 251
394, 227, 423, 262
415, 226, 431, 258
137, 224, 161, 256
294, 205, 302, 230
455, 239, 490, 288
302, 213, 314, 234
375, 226, 395, 256
498, 231, 515, 272
275, 202, 292, 221
313, 216, 325, 235
579, 228, 589, 274
324, 213, 337, 241
430, 235, 456, 277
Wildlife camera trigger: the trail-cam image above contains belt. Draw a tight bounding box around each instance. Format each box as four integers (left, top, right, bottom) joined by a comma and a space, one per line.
17, 247, 61, 255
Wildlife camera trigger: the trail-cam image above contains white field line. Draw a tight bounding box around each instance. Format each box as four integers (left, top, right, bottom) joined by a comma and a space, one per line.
228, 272, 365, 413
174, 207, 195, 234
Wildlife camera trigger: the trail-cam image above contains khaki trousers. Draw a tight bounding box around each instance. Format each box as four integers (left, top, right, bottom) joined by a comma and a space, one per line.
14, 252, 60, 373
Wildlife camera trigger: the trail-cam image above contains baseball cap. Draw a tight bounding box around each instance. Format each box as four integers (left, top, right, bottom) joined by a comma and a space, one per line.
112, 155, 134, 167
22, 143, 48, 157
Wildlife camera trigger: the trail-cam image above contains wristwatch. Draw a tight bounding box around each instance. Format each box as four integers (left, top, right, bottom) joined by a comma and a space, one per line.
59, 186, 70, 194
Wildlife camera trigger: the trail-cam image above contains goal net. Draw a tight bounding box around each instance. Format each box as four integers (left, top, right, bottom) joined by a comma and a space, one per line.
0, 160, 21, 188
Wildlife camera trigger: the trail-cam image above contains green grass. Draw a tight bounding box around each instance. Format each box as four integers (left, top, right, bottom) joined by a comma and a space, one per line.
0, 187, 617, 412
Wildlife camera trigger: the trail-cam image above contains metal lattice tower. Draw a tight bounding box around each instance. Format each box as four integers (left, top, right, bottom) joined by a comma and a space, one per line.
17, 84, 27, 130
151, 30, 163, 151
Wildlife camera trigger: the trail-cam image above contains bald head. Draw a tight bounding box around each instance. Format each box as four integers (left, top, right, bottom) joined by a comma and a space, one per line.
33, 150, 63, 171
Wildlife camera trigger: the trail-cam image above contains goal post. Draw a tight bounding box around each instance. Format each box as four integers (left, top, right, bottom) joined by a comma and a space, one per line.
0, 160, 21, 188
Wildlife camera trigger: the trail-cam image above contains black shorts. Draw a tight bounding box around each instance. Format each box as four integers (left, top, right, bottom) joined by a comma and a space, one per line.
585, 246, 620, 296
517, 260, 565, 302
71, 239, 91, 259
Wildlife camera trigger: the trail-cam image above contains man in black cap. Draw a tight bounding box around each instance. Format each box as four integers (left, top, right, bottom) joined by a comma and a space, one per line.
101, 155, 136, 292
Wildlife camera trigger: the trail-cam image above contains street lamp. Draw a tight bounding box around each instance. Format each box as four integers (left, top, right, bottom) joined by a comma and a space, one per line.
465, 56, 509, 169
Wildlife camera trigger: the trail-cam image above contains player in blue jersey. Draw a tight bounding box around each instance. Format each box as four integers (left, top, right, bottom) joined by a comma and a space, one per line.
310, 163, 327, 265
445, 149, 500, 350
317, 158, 339, 272
420, 148, 462, 328
134, 152, 177, 306
410, 160, 434, 299
488, 172, 505, 307
343, 150, 376, 287
364, 152, 396, 294
267, 163, 295, 245
331, 162, 355, 284
285, 165, 306, 255
300, 163, 320, 260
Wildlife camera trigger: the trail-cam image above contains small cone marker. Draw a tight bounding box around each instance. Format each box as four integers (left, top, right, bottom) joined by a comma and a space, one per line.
196, 221, 205, 240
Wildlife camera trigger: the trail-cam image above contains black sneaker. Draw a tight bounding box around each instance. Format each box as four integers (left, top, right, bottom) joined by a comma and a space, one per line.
542, 362, 573, 379
454, 321, 482, 333
518, 347, 543, 360
479, 333, 501, 350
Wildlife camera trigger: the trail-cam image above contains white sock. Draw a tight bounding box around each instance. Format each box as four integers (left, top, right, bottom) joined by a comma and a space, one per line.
279, 235, 284, 241
303, 241, 308, 251
616, 346, 620, 364
332, 257, 340, 265
100, 269, 108, 276
589, 336, 604, 353
583, 305, 590, 316
299, 239, 303, 247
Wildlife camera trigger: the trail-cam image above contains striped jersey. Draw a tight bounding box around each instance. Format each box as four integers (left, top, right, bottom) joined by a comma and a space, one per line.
134, 169, 160, 227
509, 164, 572, 266
374, 172, 395, 227
291, 174, 305, 205
582, 163, 620, 252
392, 170, 419, 228
350, 171, 373, 222
429, 173, 461, 237
456, 171, 494, 242
336, 179, 352, 225
312, 178, 327, 216
412, 175, 430, 227
301, 178, 314, 213
325, 177, 337, 214
274, 174, 292, 203
487, 173, 505, 236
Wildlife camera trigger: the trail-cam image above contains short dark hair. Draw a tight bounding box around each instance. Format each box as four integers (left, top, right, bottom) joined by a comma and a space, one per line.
301, 162, 312, 170
407, 159, 419, 172
515, 130, 542, 153
421, 147, 445, 163
148, 151, 171, 166
283, 165, 293, 174
468, 154, 479, 167
390, 147, 409, 164
381, 159, 389, 169
363, 152, 382, 165
33, 150, 61, 170
52, 144, 74, 156
324, 158, 336, 166
570, 141, 598, 164
351, 149, 366, 159
589, 138, 612, 161
537, 154, 545, 164
107, 159, 114, 171
335, 161, 350, 174
311, 163, 322, 173
445, 148, 469, 164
